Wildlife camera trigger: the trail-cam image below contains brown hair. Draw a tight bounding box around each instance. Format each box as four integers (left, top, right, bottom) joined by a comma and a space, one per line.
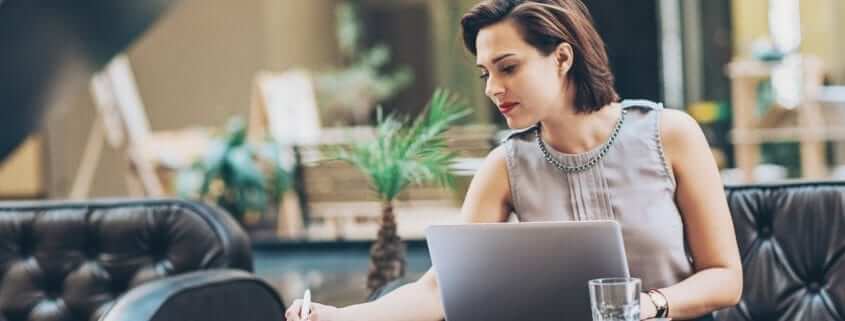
461, 0, 619, 113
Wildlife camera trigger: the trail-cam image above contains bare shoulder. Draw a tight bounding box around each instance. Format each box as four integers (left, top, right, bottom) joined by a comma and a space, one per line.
658, 108, 715, 179
659, 108, 704, 143
459, 145, 512, 223
482, 144, 508, 170
659, 108, 709, 155
472, 145, 510, 194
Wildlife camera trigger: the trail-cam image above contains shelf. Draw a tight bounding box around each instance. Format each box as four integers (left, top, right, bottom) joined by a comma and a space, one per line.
730, 127, 845, 144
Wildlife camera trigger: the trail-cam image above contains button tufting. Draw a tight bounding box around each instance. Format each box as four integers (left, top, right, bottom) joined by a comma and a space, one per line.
44, 275, 63, 299
85, 245, 99, 260
759, 226, 772, 237
19, 240, 32, 257
0, 199, 247, 321
807, 282, 821, 293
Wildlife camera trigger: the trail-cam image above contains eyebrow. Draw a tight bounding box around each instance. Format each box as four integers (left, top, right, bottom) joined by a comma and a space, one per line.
476, 53, 515, 68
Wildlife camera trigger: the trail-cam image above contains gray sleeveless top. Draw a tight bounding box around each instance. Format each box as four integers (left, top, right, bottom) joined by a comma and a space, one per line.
503, 99, 693, 290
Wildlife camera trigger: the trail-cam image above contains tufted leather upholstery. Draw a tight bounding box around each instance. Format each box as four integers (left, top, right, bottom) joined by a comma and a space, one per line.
0, 198, 272, 321
717, 181, 845, 321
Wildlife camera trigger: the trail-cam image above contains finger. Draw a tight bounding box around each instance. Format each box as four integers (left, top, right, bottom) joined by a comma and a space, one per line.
284, 310, 298, 321
285, 300, 303, 320
309, 304, 322, 321
306, 304, 324, 321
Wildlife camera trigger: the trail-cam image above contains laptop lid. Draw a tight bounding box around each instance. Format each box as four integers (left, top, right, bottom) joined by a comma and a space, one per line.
426, 220, 629, 321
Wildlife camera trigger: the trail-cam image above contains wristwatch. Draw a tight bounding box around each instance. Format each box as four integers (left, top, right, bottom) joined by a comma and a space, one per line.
646, 289, 669, 318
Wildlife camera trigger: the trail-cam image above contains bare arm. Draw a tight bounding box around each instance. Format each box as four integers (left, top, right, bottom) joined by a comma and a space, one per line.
643, 109, 743, 319
287, 146, 513, 321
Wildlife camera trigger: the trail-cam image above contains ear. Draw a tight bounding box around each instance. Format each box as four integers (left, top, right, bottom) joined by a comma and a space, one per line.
555, 42, 574, 75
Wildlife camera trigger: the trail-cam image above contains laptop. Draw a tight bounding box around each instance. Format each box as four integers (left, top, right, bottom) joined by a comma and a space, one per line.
425, 220, 629, 321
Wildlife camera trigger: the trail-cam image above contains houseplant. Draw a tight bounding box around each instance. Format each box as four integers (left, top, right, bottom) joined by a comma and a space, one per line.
314, 1, 413, 125
175, 117, 293, 226
331, 89, 471, 293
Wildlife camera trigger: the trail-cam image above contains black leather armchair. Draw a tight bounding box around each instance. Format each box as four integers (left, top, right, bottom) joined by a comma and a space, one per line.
717, 181, 845, 321
0, 198, 285, 321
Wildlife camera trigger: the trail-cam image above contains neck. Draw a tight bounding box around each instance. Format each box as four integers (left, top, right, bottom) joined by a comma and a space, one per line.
539, 102, 620, 154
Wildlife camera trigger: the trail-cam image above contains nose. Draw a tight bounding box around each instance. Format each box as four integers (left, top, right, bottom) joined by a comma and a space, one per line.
484, 75, 505, 100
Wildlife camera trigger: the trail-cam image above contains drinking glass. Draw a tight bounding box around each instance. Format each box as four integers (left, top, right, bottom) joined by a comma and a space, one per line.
588, 277, 641, 321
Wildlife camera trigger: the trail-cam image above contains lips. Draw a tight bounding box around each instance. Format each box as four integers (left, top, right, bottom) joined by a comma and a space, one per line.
498, 102, 519, 114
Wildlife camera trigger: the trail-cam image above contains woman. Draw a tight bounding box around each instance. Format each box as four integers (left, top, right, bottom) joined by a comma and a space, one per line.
286, 0, 742, 320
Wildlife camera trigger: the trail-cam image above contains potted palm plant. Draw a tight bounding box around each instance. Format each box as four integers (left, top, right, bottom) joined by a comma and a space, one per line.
332, 89, 471, 293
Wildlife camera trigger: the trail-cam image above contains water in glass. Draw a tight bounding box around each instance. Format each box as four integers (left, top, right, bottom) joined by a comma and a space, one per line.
589, 277, 641, 321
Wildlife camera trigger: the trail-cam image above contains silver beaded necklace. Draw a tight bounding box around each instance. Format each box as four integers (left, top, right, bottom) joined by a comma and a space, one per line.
536, 109, 627, 173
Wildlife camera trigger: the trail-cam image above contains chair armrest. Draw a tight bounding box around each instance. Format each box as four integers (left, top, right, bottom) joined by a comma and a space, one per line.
100, 269, 285, 321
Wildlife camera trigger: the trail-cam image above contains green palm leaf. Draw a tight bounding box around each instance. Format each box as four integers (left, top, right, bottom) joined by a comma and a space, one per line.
332, 89, 471, 201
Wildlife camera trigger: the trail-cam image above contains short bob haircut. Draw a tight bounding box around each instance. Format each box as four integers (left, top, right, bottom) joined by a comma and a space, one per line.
461, 0, 619, 113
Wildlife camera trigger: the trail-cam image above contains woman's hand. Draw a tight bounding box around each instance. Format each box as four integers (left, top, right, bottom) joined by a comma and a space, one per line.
640, 292, 657, 320
285, 300, 341, 321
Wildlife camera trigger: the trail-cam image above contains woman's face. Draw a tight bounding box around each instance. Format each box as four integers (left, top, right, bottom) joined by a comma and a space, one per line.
476, 19, 571, 129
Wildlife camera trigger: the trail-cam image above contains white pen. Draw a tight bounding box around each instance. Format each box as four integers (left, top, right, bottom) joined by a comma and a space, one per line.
300, 289, 312, 320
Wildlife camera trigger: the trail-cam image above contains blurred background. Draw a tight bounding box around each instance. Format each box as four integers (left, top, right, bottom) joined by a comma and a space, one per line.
1, 0, 844, 307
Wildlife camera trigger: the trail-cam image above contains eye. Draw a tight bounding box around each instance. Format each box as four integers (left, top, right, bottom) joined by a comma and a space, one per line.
479, 72, 489, 80
501, 65, 516, 74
